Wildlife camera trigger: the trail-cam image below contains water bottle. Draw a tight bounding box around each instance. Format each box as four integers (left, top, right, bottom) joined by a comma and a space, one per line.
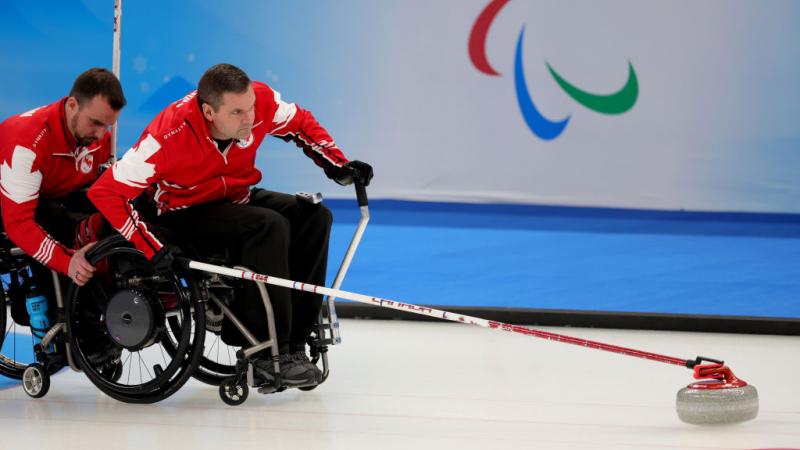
25, 285, 52, 352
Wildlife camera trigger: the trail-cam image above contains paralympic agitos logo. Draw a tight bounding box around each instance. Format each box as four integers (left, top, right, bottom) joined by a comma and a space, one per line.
469, 0, 638, 140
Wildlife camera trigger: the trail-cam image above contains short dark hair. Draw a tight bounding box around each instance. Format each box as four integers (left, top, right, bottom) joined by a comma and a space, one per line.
197, 63, 251, 111
69, 68, 126, 111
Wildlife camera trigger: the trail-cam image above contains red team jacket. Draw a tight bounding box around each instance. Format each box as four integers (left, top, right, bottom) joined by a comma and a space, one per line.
0, 98, 111, 275
88, 81, 348, 260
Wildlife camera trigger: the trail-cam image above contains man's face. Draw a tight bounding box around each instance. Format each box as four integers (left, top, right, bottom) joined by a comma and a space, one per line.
203, 84, 256, 141
65, 95, 120, 147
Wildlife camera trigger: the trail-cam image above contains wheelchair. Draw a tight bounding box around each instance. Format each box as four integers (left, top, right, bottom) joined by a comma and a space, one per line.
0, 233, 73, 398
189, 259, 335, 405
172, 186, 368, 406
145, 185, 367, 405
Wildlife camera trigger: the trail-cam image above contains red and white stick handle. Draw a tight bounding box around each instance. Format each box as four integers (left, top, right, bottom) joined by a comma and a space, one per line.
110, 0, 122, 163
186, 260, 689, 368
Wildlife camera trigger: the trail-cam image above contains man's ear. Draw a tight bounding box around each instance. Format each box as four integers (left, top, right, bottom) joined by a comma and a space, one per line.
66, 96, 79, 114
201, 103, 215, 121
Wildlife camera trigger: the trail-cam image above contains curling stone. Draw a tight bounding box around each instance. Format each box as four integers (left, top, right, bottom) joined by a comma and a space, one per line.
676, 362, 758, 425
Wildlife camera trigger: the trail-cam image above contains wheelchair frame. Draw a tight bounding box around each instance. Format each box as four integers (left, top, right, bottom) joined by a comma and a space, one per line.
201, 184, 369, 405
0, 235, 81, 398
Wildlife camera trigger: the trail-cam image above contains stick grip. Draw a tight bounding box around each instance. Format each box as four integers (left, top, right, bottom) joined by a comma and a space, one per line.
355, 181, 368, 207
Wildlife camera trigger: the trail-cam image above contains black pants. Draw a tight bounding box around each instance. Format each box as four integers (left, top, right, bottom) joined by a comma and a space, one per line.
152, 189, 333, 353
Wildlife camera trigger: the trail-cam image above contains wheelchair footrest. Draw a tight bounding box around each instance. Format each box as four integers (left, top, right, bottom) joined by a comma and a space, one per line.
256, 384, 280, 394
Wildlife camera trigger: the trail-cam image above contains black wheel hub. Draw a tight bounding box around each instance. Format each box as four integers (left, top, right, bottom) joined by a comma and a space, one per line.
105, 289, 163, 350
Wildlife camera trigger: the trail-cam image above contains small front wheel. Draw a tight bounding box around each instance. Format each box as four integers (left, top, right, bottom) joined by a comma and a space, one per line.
22, 363, 50, 399
219, 377, 248, 406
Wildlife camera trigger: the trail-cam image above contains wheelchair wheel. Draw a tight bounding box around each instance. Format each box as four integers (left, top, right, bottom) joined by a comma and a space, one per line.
219, 376, 248, 406
162, 283, 240, 386
22, 363, 49, 398
0, 284, 5, 356
1, 267, 34, 379
66, 236, 206, 403
0, 294, 27, 379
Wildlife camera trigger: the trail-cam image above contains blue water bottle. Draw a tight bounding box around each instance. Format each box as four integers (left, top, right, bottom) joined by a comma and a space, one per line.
25, 285, 52, 352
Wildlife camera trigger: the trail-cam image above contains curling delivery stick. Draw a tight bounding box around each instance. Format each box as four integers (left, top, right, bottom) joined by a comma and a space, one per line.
188, 259, 721, 369
185, 258, 758, 424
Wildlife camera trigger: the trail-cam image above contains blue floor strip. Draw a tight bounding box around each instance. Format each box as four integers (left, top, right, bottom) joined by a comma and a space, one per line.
325, 201, 800, 319
0, 331, 34, 386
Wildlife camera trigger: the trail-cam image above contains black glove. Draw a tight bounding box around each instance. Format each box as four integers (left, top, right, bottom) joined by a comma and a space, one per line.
150, 244, 185, 273
97, 162, 111, 176
334, 160, 374, 187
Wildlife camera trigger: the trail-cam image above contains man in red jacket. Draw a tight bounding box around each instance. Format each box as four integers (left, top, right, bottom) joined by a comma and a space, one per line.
0, 68, 125, 365
0, 67, 125, 289
89, 63, 372, 387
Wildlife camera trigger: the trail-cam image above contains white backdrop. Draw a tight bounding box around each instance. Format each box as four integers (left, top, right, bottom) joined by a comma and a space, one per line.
1, 0, 798, 213
324, 0, 800, 213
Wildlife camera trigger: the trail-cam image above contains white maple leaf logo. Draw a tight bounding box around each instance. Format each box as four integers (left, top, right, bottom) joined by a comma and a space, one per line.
1, 145, 42, 204
20, 106, 43, 118
112, 134, 162, 187
270, 89, 297, 133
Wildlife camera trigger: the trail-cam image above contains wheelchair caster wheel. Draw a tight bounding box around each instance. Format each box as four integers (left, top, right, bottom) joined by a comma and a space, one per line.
22, 363, 50, 399
219, 377, 248, 406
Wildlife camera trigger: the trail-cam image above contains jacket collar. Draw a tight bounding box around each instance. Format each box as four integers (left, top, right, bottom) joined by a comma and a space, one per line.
51, 97, 77, 152
184, 95, 220, 149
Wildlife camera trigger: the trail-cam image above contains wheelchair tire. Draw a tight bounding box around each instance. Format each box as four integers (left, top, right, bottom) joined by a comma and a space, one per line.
0, 283, 5, 356
219, 376, 248, 406
0, 273, 32, 380
22, 363, 49, 398
66, 236, 206, 403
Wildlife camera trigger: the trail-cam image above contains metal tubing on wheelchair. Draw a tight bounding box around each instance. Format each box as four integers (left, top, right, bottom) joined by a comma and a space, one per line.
39, 323, 64, 349
208, 294, 261, 347
234, 265, 280, 361
46, 268, 78, 371
50, 269, 64, 309
323, 183, 370, 344
326, 205, 369, 343
3, 244, 81, 372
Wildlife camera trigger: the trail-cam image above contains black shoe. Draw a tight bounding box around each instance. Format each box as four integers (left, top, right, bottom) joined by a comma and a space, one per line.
252, 353, 316, 387
290, 351, 322, 383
